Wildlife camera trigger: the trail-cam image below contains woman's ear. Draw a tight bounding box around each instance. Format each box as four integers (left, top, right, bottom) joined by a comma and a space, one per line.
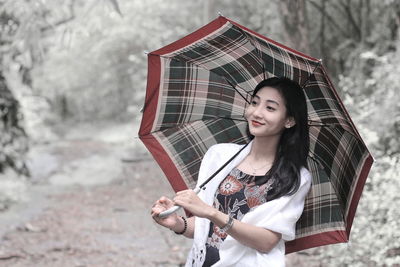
285, 117, 296, 128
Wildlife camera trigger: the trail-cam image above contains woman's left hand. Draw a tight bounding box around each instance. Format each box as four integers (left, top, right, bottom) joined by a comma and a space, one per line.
173, 190, 214, 219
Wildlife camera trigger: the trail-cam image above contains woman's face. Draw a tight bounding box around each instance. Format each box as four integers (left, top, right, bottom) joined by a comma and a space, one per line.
245, 86, 294, 138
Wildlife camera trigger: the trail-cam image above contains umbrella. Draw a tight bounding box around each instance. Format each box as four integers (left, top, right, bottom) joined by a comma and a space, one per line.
138, 16, 374, 253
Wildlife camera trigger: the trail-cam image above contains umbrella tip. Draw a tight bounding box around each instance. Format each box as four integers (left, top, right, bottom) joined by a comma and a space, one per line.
218, 11, 224, 17
144, 51, 149, 55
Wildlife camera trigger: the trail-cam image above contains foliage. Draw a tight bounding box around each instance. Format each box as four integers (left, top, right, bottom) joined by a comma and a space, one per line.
338, 49, 400, 159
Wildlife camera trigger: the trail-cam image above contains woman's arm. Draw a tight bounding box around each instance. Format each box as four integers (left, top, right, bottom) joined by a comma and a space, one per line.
174, 190, 281, 253
207, 209, 281, 253
169, 216, 195, 239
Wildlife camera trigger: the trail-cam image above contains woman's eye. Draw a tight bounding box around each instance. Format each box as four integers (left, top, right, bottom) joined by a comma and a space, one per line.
251, 100, 258, 106
266, 106, 275, 111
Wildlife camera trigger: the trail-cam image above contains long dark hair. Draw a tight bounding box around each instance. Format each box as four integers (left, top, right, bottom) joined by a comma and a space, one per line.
248, 77, 309, 201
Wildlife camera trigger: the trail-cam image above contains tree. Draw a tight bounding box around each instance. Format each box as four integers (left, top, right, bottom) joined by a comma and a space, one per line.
0, 7, 29, 176
277, 0, 310, 55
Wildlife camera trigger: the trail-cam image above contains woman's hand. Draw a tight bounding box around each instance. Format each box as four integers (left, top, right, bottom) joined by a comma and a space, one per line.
173, 189, 215, 219
151, 196, 181, 230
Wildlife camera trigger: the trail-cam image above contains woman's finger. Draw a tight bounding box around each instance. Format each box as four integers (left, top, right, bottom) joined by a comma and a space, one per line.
152, 197, 174, 210
175, 189, 191, 196
151, 206, 168, 220
159, 196, 175, 206
151, 207, 160, 216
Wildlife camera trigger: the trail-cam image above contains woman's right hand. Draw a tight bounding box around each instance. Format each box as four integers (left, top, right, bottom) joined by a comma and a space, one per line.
151, 196, 181, 230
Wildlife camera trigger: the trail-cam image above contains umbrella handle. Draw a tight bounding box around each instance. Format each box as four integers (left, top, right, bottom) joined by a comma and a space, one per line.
158, 205, 182, 218
158, 187, 201, 218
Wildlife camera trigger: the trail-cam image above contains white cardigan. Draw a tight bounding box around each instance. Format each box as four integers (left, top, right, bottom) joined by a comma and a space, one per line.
185, 141, 311, 267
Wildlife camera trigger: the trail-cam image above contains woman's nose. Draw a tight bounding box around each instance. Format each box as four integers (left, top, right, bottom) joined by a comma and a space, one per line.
252, 105, 263, 118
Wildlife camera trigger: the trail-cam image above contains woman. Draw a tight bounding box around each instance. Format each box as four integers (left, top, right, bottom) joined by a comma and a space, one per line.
151, 77, 312, 266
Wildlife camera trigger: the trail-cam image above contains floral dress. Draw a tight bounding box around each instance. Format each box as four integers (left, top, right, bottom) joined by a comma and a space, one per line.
202, 167, 275, 267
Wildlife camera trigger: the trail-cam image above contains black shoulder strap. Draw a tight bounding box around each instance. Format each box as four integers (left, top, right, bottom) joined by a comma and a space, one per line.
198, 142, 251, 190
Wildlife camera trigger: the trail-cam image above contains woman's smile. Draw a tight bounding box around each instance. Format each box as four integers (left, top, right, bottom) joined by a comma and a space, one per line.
251, 120, 264, 127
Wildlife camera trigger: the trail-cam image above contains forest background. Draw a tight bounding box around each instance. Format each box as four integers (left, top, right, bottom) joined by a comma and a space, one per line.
0, 0, 399, 266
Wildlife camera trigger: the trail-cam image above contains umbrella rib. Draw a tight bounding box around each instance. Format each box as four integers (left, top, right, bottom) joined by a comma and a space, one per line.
236, 27, 267, 81
301, 60, 322, 89
307, 153, 347, 223
140, 116, 247, 136
308, 119, 351, 128
308, 120, 365, 142
224, 78, 251, 104
308, 120, 331, 127
307, 152, 346, 217
307, 153, 325, 169
158, 54, 252, 104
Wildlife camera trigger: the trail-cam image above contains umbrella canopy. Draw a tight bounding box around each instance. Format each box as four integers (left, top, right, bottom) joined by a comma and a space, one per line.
139, 16, 374, 253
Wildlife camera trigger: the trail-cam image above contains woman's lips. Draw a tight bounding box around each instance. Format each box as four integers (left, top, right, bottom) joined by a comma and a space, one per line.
251, 120, 264, 127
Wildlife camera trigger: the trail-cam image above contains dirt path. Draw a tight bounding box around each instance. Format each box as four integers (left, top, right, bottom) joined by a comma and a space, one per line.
0, 121, 316, 267
0, 121, 191, 267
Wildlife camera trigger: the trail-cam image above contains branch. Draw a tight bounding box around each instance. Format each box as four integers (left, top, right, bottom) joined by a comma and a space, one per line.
242, 2, 263, 32
361, 0, 372, 42
40, 16, 75, 33
319, 0, 326, 56
358, 0, 363, 29
307, 0, 351, 39
40, 0, 76, 33
330, 0, 361, 40
343, 0, 361, 41
330, 1, 348, 19
107, 0, 123, 16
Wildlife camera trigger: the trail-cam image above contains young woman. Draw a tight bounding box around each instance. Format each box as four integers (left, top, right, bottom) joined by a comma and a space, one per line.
151, 77, 312, 266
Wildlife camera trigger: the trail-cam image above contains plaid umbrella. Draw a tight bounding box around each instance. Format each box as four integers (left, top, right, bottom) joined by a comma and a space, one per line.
139, 16, 374, 253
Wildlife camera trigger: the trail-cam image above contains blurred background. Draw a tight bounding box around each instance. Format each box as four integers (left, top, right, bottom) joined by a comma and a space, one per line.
0, 0, 399, 266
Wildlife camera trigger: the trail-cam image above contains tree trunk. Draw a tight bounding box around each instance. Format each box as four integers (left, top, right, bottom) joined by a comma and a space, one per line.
277, 0, 310, 55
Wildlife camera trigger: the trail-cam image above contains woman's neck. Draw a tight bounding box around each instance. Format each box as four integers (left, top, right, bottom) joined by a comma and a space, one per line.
249, 135, 280, 163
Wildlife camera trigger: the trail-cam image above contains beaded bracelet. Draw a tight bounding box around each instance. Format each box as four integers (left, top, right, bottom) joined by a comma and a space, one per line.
174, 216, 187, 235
220, 215, 234, 233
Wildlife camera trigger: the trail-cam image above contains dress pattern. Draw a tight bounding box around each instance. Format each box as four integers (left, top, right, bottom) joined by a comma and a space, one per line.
202, 168, 275, 267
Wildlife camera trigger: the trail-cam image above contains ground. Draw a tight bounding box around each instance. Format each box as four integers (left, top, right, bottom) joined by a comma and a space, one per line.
0, 121, 312, 267
0, 121, 190, 267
